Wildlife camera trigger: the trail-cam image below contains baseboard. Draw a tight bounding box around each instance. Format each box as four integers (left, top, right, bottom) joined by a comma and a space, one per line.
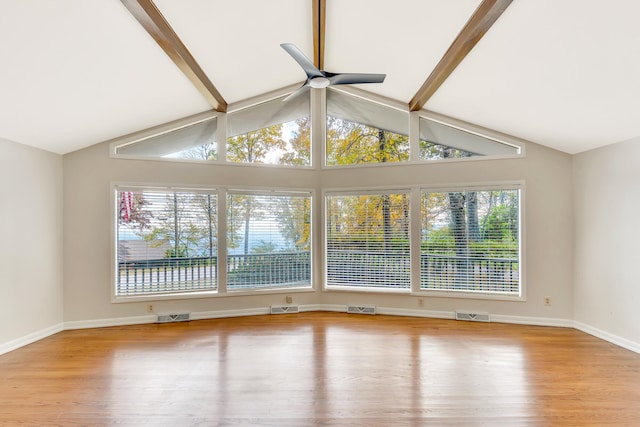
64, 315, 156, 330
190, 307, 270, 320
376, 306, 455, 319
0, 323, 64, 356
4, 308, 637, 357
300, 304, 347, 313
491, 314, 574, 328
574, 321, 640, 354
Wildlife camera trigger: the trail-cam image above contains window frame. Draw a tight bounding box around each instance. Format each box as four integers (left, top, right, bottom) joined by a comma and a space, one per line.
111, 184, 220, 302
322, 182, 525, 301
225, 189, 314, 293
323, 188, 413, 293
414, 182, 525, 301
109, 86, 525, 169
111, 183, 316, 303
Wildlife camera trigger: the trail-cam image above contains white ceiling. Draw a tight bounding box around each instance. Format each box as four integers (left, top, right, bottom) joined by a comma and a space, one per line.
0, 0, 639, 155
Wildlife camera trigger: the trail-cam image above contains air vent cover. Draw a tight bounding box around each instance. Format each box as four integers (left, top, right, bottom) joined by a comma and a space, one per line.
157, 312, 190, 323
455, 310, 490, 322
347, 305, 376, 315
270, 305, 300, 314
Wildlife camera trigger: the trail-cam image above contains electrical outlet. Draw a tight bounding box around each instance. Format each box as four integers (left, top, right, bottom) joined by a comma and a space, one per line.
285, 296, 293, 304
544, 297, 551, 306
147, 304, 154, 313
418, 298, 424, 307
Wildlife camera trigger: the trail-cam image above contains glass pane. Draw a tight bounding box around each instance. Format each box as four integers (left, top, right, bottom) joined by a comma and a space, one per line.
226, 93, 311, 166
226, 193, 312, 290
116, 189, 218, 296
326, 89, 409, 166
419, 117, 519, 160
116, 117, 218, 160
420, 189, 519, 293
326, 193, 410, 289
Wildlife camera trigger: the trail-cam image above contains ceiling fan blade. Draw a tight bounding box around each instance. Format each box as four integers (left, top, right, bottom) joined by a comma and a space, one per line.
281, 43, 324, 79
329, 73, 386, 85
282, 83, 311, 102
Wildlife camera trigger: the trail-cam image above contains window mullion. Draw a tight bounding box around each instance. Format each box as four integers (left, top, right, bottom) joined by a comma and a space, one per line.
217, 188, 228, 294
410, 187, 421, 293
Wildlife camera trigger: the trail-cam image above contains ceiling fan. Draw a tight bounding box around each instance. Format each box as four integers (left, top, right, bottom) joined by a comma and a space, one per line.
280, 43, 385, 102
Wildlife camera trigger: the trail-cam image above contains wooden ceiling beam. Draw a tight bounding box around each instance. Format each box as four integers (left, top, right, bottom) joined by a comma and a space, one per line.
409, 0, 513, 112
121, 0, 227, 112
313, 0, 326, 70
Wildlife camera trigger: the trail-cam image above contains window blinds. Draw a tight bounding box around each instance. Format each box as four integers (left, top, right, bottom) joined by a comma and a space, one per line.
420, 189, 520, 294
116, 189, 217, 296
326, 192, 411, 289
226, 192, 312, 290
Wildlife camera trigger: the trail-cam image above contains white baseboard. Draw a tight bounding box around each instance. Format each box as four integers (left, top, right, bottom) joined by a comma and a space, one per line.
3, 308, 638, 356
191, 307, 269, 320
491, 314, 574, 328
64, 315, 156, 330
0, 323, 64, 356
300, 304, 347, 313
574, 321, 640, 354
376, 306, 455, 319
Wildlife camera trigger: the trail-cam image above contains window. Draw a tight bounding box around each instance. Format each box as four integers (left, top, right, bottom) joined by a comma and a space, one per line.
115, 114, 219, 161
226, 191, 312, 290
115, 187, 217, 297
326, 89, 409, 166
112, 89, 523, 167
326, 192, 410, 289
226, 94, 311, 166
419, 117, 520, 160
420, 188, 520, 295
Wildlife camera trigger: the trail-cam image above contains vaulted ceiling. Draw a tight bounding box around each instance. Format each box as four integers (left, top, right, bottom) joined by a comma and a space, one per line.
1, 0, 639, 155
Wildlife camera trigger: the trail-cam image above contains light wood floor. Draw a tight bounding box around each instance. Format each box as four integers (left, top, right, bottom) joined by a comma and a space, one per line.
1, 313, 639, 426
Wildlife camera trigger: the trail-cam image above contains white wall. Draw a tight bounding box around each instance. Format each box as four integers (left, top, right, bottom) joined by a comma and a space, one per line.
320, 142, 574, 321
574, 138, 640, 349
0, 138, 63, 352
63, 138, 574, 325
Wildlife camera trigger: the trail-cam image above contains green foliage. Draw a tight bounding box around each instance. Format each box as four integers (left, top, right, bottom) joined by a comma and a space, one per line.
420, 190, 519, 259
142, 193, 217, 259
227, 125, 285, 163
326, 117, 409, 165
280, 117, 311, 166
274, 195, 311, 251
484, 204, 518, 241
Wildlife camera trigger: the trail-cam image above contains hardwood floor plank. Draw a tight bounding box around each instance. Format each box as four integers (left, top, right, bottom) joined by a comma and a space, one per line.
0, 313, 639, 426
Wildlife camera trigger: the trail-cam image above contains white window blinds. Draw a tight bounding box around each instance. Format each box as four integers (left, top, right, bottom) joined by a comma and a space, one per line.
326, 192, 411, 289
226, 192, 312, 290
116, 188, 218, 296
420, 189, 520, 294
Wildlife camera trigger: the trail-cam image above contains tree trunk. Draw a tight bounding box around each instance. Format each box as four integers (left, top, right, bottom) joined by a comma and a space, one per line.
378, 130, 392, 252
448, 192, 467, 257
466, 192, 479, 243
173, 192, 180, 257
243, 198, 252, 255
448, 192, 468, 281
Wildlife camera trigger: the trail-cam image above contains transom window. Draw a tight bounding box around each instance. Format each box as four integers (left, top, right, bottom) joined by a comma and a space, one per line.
326, 89, 409, 166
115, 115, 219, 161
111, 88, 521, 166
226, 94, 311, 166
419, 117, 520, 160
